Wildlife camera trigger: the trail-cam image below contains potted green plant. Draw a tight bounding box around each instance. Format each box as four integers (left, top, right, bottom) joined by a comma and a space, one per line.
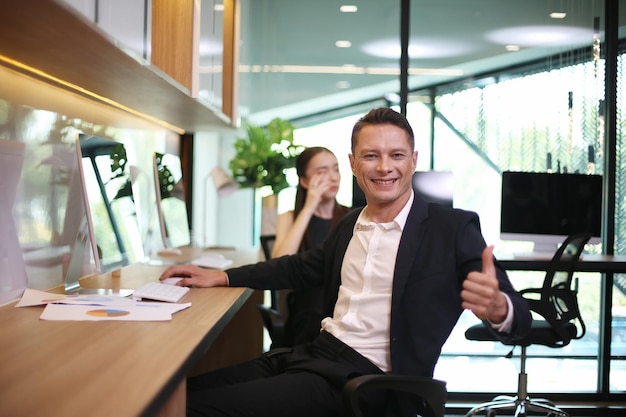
229, 117, 303, 195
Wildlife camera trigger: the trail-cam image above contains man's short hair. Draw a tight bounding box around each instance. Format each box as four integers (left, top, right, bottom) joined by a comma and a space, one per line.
350, 107, 415, 152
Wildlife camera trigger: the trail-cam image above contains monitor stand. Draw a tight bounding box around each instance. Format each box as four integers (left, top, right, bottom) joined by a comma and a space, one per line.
531, 240, 560, 254
64, 217, 133, 297
518, 241, 559, 260
66, 286, 134, 296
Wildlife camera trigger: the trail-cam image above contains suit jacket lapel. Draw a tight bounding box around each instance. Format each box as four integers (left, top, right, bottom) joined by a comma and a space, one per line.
392, 196, 430, 304
323, 208, 361, 313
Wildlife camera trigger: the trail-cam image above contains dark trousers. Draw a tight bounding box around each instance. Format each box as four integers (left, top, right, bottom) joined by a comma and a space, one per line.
187, 331, 385, 417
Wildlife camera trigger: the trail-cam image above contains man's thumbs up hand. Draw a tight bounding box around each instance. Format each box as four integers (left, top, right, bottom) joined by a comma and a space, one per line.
462, 245, 508, 323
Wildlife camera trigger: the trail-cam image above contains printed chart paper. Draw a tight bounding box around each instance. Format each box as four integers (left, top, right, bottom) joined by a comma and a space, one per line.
40, 302, 192, 321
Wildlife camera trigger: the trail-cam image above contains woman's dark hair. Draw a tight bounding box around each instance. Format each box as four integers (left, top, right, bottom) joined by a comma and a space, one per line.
293, 147, 350, 251
350, 107, 415, 152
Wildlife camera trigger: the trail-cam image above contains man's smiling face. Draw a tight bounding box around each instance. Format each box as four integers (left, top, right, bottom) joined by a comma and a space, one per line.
349, 123, 417, 216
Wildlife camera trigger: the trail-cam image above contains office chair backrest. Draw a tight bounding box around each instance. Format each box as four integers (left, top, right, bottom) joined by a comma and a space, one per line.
259, 234, 280, 311
260, 234, 275, 261
524, 233, 591, 346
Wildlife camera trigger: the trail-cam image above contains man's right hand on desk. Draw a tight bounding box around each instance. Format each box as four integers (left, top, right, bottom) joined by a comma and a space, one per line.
159, 265, 229, 288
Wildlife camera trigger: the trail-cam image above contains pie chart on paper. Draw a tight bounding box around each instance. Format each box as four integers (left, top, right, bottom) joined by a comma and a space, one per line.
86, 309, 131, 317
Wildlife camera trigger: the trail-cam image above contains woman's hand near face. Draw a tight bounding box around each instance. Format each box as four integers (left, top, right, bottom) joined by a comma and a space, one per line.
303, 172, 331, 210
159, 265, 229, 288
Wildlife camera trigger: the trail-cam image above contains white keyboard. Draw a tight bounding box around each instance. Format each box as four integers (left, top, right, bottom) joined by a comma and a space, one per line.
132, 282, 190, 303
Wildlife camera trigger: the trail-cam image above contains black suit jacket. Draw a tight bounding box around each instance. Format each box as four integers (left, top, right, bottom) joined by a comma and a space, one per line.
228, 195, 531, 377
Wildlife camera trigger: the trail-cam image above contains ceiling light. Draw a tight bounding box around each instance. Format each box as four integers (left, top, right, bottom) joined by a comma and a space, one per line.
486, 26, 594, 47
336, 81, 350, 89
362, 38, 475, 59
340, 5, 358, 13
214, 4, 224, 12
550, 12, 567, 19
335, 40, 352, 48
505, 45, 520, 52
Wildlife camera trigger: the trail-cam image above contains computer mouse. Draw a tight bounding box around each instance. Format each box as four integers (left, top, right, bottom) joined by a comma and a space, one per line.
157, 248, 183, 256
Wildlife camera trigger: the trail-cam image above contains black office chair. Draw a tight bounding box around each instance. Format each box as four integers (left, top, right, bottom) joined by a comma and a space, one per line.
343, 374, 447, 417
259, 234, 279, 308
464, 233, 591, 417
257, 235, 292, 348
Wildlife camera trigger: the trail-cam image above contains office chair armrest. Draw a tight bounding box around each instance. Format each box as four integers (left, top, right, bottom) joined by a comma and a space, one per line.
342, 374, 447, 417
257, 304, 289, 348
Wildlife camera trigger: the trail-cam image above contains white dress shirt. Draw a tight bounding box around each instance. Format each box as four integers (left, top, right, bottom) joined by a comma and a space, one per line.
321, 193, 414, 371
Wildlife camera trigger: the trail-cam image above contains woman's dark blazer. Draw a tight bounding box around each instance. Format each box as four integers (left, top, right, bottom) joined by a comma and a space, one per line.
227, 194, 532, 377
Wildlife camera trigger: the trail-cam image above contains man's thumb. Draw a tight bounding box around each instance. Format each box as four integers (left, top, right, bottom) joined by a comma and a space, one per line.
482, 245, 496, 276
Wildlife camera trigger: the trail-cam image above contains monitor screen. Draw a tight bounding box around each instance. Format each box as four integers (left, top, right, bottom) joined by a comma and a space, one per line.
352, 171, 453, 208
152, 152, 191, 249
500, 171, 602, 252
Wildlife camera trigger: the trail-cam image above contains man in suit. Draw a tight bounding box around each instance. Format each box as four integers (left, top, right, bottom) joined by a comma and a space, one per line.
160, 107, 532, 417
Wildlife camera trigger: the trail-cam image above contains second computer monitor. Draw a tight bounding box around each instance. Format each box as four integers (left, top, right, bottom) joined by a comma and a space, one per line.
152, 152, 191, 249
77, 134, 145, 273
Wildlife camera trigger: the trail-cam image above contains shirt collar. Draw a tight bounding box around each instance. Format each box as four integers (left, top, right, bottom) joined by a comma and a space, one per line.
354, 191, 414, 232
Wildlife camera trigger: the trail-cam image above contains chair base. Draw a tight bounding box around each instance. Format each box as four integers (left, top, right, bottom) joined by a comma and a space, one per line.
465, 395, 569, 417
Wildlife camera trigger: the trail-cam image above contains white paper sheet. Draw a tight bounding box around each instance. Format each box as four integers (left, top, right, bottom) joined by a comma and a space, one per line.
40, 302, 192, 321
15, 288, 192, 321
15, 288, 135, 307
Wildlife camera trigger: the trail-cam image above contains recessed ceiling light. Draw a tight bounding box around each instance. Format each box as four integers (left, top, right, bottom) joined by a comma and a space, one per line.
336, 81, 351, 89
214, 4, 224, 12
505, 45, 520, 52
362, 38, 475, 59
335, 40, 352, 48
550, 12, 567, 19
340, 5, 358, 13
486, 26, 593, 47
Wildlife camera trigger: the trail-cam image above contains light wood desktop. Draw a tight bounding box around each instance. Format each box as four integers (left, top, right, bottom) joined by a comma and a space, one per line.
0, 246, 263, 417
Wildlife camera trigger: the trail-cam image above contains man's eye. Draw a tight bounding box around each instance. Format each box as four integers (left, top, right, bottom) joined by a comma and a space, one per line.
362, 154, 376, 160
392, 153, 406, 159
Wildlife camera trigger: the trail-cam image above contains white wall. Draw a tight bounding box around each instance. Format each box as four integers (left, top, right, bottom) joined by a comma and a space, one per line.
193, 131, 256, 249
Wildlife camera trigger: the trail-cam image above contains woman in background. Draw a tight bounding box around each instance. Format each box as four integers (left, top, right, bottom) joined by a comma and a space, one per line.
272, 146, 350, 345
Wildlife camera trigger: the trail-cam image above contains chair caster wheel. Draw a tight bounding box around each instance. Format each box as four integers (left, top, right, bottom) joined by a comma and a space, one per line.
485, 408, 497, 417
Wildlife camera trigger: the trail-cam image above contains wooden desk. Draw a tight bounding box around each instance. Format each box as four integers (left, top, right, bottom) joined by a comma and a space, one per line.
0, 247, 262, 417
498, 253, 626, 273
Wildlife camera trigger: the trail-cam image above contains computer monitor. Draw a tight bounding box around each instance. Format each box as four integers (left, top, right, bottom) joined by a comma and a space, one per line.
64, 135, 141, 295
500, 171, 602, 253
0, 140, 28, 304
352, 171, 454, 208
411, 171, 454, 207
152, 152, 191, 249
64, 136, 108, 294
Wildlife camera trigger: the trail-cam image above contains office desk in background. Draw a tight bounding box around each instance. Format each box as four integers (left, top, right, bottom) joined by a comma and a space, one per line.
498, 253, 626, 273
0, 246, 263, 417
